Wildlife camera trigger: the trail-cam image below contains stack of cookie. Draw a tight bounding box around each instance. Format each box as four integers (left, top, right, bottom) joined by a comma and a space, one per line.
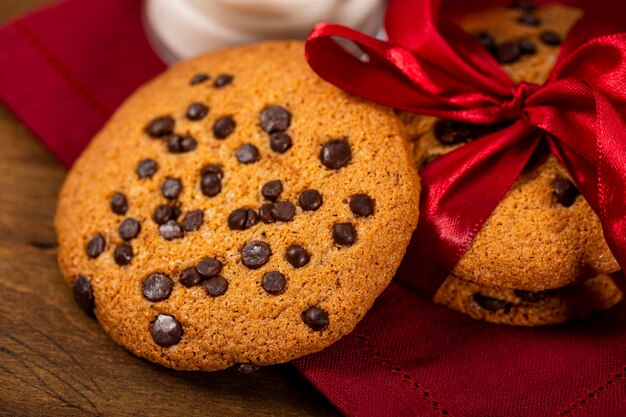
55, 41, 420, 371
401, 2, 623, 326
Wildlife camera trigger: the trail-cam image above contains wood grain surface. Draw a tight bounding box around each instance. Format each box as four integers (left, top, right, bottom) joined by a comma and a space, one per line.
0, 2, 340, 416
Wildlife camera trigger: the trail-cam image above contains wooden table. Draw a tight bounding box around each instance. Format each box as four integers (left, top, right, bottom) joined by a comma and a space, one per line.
0, 1, 340, 415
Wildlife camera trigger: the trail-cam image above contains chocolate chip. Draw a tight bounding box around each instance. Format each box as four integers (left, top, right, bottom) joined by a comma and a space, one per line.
161, 177, 182, 199
204, 276, 228, 297
261, 180, 283, 202
145, 116, 175, 138
434, 120, 474, 145
518, 14, 540, 26
495, 41, 521, 63
236, 144, 260, 164
302, 307, 329, 331
474, 31, 496, 52
540, 30, 562, 46
514, 289, 555, 302
201, 165, 224, 179
298, 190, 323, 211
114, 243, 133, 266
110, 192, 128, 215
118, 218, 141, 241
286, 245, 309, 268
182, 210, 204, 231
86, 233, 105, 259
151, 314, 182, 347
270, 132, 293, 153
228, 208, 259, 230
136, 158, 158, 179
180, 267, 203, 287
241, 241, 271, 269
553, 178, 580, 207
320, 139, 351, 169
201, 173, 222, 197
508, 1, 536, 11
473, 293, 512, 312
421, 153, 442, 167
213, 116, 236, 139
332, 223, 356, 246
196, 258, 222, 278
518, 39, 537, 55
214, 74, 233, 88
349, 194, 374, 217
159, 220, 184, 240
236, 363, 261, 374
73, 276, 94, 314
262, 271, 286, 295
271, 201, 295, 222
153, 204, 175, 225
259, 204, 275, 223
166, 135, 197, 153
142, 273, 173, 302
190, 73, 209, 85
260, 106, 292, 133
186, 103, 209, 120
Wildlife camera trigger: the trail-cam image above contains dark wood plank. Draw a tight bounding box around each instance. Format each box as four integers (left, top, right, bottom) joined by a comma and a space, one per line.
0, 3, 341, 415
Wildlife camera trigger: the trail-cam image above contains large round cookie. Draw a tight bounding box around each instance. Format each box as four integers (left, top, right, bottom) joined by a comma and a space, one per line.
402, 3, 619, 291
54, 41, 420, 371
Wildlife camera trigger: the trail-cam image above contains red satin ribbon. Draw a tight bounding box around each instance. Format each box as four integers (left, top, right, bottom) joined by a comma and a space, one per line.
305, 0, 626, 296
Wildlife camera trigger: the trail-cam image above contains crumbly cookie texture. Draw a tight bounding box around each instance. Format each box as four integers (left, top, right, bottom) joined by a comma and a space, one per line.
434, 273, 623, 326
55, 41, 420, 371
402, 3, 619, 291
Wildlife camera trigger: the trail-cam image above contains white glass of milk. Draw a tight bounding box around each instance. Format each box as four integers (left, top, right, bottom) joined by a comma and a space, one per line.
144, 0, 384, 63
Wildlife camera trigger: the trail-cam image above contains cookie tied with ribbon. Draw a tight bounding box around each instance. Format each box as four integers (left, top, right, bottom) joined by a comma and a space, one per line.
305, 0, 626, 297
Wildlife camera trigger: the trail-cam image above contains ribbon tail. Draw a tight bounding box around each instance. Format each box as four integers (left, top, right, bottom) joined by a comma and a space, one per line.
396, 121, 540, 297
592, 98, 626, 275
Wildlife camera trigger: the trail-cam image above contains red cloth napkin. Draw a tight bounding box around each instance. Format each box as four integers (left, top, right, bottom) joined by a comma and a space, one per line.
1, 1, 625, 416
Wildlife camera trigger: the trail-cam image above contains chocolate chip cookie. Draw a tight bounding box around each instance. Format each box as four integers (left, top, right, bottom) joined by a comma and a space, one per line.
55, 41, 420, 370
434, 273, 623, 326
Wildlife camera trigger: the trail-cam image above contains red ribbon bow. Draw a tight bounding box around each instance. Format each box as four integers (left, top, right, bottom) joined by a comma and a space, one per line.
305, 0, 626, 296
